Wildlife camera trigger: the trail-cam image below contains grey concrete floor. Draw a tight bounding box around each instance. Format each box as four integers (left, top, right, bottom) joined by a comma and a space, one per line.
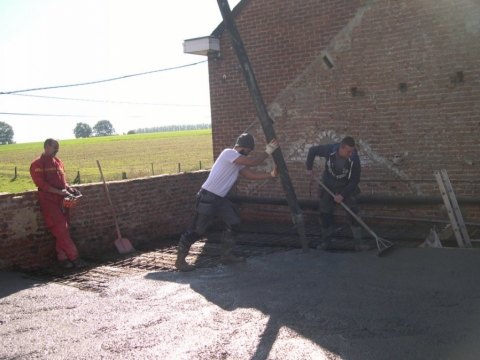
1, 245, 480, 360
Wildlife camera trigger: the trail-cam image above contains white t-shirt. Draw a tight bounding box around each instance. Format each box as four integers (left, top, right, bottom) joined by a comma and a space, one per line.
202, 149, 245, 197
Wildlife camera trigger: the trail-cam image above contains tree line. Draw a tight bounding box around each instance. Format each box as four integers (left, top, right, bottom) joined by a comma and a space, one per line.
74, 121, 211, 137
0, 120, 212, 144
134, 123, 211, 134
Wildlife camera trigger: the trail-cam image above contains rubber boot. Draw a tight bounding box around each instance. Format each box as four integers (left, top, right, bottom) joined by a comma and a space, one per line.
220, 230, 246, 264
175, 245, 195, 272
318, 226, 333, 251
351, 226, 372, 252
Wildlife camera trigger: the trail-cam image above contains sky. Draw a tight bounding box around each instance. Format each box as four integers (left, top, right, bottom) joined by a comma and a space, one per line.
0, 0, 242, 143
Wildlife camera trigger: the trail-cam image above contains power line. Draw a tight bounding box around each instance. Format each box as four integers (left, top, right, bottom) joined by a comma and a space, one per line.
0, 112, 213, 118
0, 112, 96, 117
9, 93, 209, 107
0, 60, 208, 95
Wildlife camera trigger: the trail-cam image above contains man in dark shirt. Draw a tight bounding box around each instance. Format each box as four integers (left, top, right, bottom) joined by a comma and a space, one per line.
306, 136, 371, 251
30, 138, 87, 268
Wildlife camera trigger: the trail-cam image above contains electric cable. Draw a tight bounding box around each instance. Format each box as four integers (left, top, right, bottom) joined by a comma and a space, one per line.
0, 111, 213, 118
9, 93, 209, 107
0, 60, 208, 95
0, 112, 95, 117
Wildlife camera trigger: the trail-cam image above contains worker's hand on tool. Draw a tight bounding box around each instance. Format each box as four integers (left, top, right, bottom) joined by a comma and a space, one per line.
66, 186, 78, 196
305, 169, 313, 178
265, 138, 279, 155
334, 194, 344, 203
270, 165, 278, 178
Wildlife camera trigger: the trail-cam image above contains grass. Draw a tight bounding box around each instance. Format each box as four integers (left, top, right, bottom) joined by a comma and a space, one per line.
0, 130, 213, 194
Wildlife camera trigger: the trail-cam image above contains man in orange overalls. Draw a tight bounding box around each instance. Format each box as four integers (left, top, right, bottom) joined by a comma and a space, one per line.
30, 138, 87, 269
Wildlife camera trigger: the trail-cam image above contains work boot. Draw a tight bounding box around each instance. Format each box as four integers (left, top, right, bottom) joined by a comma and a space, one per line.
60, 259, 73, 269
175, 245, 195, 272
318, 226, 333, 251
220, 230, 246, 264
351, 226, 372, 252
72, 257, 87, 268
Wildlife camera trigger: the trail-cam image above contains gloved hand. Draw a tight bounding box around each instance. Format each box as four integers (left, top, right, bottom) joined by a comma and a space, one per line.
265, 139, 279, 155
271, 165, 278, 178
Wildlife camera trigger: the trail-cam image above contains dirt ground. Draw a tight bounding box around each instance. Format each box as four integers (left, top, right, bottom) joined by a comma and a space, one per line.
1, 247, 480, 360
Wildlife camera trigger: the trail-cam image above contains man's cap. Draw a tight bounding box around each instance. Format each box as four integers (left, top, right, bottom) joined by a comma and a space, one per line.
235, 133, 255, 150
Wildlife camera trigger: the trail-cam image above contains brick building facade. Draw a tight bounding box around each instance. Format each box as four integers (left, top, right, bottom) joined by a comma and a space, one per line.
206, 0, 480, 222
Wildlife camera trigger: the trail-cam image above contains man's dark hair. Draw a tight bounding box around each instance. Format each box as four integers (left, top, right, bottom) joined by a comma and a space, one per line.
44, 138, 57, 148
235, 133, 255, 150
340, 136, 355, 148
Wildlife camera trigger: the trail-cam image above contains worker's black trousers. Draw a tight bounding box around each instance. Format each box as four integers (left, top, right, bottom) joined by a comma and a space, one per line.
318, 186, 361, 228
180, 189, 241, 248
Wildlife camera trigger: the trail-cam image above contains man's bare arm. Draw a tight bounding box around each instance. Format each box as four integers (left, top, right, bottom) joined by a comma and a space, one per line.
239, 166, 278, 180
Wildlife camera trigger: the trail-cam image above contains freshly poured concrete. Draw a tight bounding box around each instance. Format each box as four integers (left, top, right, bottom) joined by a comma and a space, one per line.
1, 247, 479, 359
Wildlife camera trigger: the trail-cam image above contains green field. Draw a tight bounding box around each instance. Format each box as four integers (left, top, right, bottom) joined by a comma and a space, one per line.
0, 130, 213, 194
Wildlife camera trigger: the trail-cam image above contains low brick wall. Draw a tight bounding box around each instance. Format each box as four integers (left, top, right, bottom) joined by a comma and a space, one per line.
0, 171, 209, 270
2, 168, 477, 270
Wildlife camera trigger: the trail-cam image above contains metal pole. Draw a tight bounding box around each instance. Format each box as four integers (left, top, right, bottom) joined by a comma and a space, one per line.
216, 0, 308, 252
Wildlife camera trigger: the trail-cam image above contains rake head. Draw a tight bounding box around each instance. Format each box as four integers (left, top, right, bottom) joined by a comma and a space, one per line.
375, 236, 396, 257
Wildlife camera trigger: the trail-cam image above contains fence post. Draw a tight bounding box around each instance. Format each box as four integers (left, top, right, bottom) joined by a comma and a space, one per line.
122, 172, 127, 179
151, 163, 154, 175
12, 166, 17, 181
73, 171, 81, 184
178, 163, 181, 173
199, 161, 202, 170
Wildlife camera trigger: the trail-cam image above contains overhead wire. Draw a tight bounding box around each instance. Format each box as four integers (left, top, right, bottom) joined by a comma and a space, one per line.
0, 112, 96, 117
8, 93, 209, 107
0, 60, 208, 95
0, 112, 212, 118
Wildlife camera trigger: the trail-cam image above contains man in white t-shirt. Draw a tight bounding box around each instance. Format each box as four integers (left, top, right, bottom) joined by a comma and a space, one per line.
175, 133, 280, 271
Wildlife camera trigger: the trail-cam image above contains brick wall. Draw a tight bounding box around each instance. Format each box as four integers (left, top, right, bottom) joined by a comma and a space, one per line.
0, 171, 209, 270
209, 0, 480, 220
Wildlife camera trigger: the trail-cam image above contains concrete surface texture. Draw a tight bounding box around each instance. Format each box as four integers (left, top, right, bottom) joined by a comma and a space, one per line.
1, 247, 479, 359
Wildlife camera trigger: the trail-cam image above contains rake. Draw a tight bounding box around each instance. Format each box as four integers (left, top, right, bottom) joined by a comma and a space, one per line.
315, 178, 395, 256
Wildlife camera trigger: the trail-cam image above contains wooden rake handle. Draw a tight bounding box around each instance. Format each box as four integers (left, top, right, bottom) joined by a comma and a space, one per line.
314, 178, 379, 239
96, 160, 122, 239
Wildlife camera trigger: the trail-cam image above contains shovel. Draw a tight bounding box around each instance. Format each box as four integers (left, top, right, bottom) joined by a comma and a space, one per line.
96, 160, 135, 254
315, 178, 395, 256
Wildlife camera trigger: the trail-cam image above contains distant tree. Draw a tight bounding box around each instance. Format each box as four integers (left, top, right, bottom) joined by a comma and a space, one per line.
127, 130, 136, 135
93, 120, 115, 137
0, 121, 14, 145
73, 122, 92, 138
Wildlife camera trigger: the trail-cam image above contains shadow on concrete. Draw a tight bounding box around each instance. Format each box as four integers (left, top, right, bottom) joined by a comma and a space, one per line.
0, 271, 48, 299
145, 247, 480, 360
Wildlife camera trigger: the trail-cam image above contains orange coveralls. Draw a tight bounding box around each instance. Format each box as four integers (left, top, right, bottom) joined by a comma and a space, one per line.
30, 154, 79, 262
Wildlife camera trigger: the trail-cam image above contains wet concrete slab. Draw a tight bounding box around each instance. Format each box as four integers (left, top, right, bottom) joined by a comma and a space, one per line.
1, 247, 480, 359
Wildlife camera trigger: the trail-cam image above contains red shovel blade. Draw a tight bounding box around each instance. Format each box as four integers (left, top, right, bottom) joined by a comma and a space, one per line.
115, 238, 135, 254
